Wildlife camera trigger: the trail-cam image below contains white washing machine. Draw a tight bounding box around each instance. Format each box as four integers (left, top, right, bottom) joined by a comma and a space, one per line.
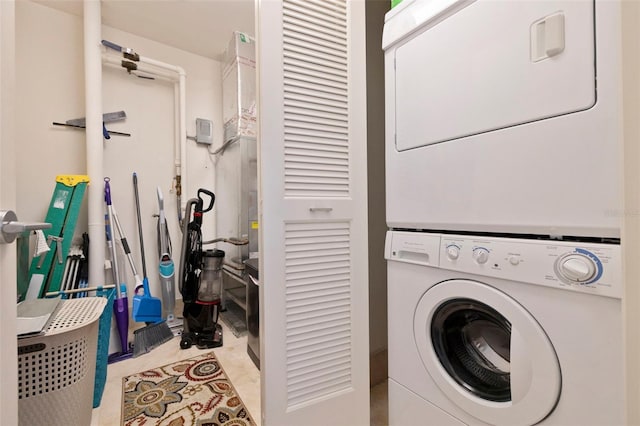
383, 0, 623, 238
385, 231, 623, 426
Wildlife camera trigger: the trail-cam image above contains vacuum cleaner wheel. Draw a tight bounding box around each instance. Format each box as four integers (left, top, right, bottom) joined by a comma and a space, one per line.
180, 333, 194, 349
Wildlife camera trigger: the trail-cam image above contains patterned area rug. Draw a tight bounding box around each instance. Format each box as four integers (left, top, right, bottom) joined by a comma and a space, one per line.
122, 352, 255, 425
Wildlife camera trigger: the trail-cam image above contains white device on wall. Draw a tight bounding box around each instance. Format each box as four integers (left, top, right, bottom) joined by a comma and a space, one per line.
383, 0, 623, 239
195, 118, 213, 145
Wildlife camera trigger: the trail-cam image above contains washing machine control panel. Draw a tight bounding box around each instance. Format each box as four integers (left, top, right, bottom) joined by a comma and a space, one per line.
439, 235, 621, 299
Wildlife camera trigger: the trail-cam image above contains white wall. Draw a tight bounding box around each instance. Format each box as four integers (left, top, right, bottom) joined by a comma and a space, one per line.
15, 1, 223, 304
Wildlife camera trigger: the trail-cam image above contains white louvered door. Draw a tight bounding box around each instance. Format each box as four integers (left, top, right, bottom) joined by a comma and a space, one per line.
256, 0, 369, 424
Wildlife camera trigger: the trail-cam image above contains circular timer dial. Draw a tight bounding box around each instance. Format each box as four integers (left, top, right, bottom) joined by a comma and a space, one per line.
446, 245, 460, 260
473, 248, 490, 264
555, 251, 601, 284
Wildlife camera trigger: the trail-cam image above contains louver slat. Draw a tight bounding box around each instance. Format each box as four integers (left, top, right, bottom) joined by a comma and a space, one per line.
288, 377, 352, 407
285, 62, 347, 86
286, 130, 347, 144
288, 349, 352, 375
286, 81, 347, 104
283, 0, 349, 199
285, 220, 352, 407
285, 70, 347, 93
283, 12, 346, 41
288, 306, 351, 326
287, 300, 350, 318
283, 30, 347, 59
285, 95, 348, 113
286, 0, 346, 24
286, 85, 348, 104
284, 112, 348, 129
287, 315, 350, 335
285, 41, 347, 66
285, 134, 348, 149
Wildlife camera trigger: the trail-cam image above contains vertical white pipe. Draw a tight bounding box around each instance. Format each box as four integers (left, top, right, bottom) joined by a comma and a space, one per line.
179, 71, 187, 212
84, 0, 105, 286
174, 82, 182, 220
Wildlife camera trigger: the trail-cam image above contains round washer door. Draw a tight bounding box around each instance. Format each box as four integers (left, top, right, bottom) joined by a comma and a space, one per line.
414, 279, 561, 426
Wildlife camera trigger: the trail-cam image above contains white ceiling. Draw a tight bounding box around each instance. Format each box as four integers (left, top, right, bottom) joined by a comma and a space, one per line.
30, 0, 255, 61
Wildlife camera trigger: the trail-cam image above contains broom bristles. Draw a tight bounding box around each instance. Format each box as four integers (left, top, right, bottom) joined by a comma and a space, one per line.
133, 321, 174, 357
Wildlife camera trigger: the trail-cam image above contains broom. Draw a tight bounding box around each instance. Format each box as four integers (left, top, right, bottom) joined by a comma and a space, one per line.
130, 173, 173, 357
128, 173, 163, 324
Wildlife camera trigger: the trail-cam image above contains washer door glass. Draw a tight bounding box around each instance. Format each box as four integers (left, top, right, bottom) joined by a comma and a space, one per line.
431, 299, 511, 402
414, 279, 561, 425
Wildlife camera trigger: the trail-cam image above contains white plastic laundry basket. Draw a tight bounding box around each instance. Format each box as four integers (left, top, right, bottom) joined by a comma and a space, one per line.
17, 297, 106, 426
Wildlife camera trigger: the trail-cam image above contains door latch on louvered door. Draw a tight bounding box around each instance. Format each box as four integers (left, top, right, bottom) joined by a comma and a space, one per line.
0, 210, 51, 244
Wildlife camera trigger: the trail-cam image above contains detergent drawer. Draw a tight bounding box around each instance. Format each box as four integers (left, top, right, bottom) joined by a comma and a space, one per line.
391, 0, 595, 151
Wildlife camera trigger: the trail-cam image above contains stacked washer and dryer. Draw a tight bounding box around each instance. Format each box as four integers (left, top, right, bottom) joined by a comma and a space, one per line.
383, 0, 625, 425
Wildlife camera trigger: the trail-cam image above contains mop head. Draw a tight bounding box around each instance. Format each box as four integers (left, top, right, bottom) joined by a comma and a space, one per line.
132, 321, 174, 357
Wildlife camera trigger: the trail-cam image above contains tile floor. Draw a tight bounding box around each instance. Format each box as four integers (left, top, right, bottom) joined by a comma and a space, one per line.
91, 321, 388, 425
91, 320, 261, 425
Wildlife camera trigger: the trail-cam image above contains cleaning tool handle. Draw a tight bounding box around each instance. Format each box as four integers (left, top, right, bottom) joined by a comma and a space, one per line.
105, 181, 123, 296
111, 206, 143, 287
133, 173, 148, 277
105, 214, 120, 286
45, 284, 115, 297
102, 123, 111, 140
102, 39, 139, 61
142, 276, 151, 297
104, 178, 113, 205
52, 122, 131, 137
197, 188, 215, 213
102, 39, 122, 52
157, 187, 166, 224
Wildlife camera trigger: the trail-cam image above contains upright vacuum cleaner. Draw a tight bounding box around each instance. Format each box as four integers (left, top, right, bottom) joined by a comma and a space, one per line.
157, 187, 177, 324
179, 189, 224, 349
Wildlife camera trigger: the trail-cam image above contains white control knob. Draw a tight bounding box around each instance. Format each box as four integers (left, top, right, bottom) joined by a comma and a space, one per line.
473, 248, 490, 264
508, 256, 520, 266
446, 245, 460, 260
558, 254, 597, 283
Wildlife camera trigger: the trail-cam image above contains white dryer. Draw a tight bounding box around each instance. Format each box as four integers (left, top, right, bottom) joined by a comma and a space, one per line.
383, 0, 623, 238
385, 231, 623, 425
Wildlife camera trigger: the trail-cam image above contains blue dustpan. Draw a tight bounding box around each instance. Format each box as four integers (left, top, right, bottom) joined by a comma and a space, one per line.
133, 277, 163, 323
